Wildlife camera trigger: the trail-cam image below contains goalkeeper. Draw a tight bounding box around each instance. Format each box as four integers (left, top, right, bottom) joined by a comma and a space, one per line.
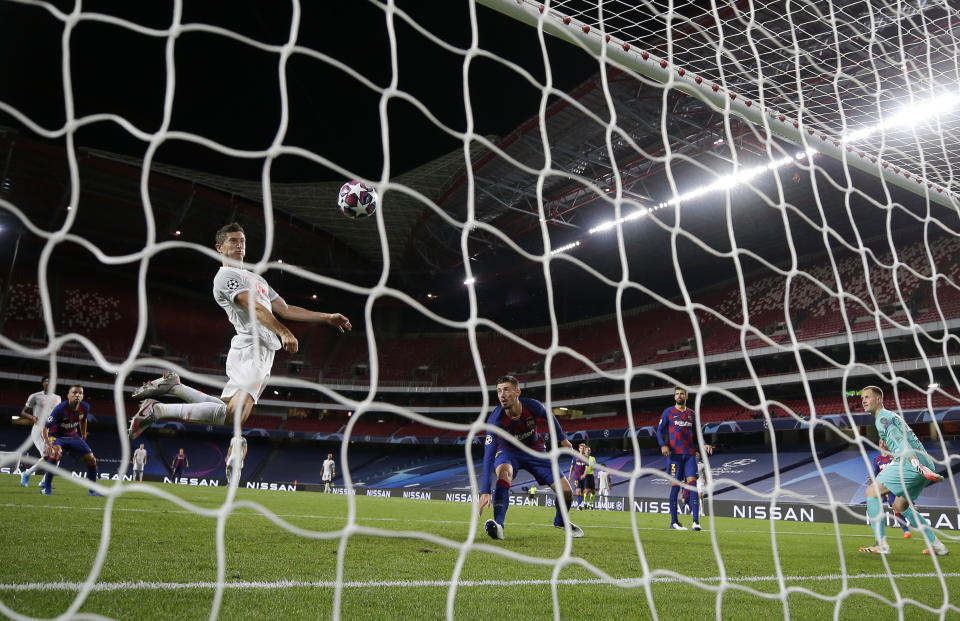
858, 385, 948, 556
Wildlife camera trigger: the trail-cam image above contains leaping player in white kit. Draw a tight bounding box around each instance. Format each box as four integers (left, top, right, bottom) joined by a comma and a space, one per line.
127, 222, 352, 438
19, 377, 62, 487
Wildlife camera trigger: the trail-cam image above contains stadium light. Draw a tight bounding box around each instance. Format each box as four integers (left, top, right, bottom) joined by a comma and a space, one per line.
550, 240, 581, 255
589, 149, 815, 235
464, 277, 476, 285
929, 383, 940, 389
842, 92, 960, 144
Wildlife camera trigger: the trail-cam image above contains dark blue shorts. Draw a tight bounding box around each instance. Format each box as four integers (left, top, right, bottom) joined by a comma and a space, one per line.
495, 449, 560, 488
52, 436, 93, 457
668, 453, 698, 483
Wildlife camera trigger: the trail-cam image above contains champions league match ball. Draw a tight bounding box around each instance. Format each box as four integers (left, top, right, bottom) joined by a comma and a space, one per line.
337, 180, 378, 219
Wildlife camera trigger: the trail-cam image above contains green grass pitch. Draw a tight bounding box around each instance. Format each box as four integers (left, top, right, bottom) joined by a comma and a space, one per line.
0, 477, 958, 620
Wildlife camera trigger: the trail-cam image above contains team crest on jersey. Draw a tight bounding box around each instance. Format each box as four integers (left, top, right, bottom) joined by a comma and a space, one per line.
225, 278, 242, 291
879, 417, 892, 429
526, 418, 535, 430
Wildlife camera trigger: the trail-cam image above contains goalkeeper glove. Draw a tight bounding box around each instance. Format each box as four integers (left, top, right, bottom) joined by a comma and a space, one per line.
909, 457, 944, 483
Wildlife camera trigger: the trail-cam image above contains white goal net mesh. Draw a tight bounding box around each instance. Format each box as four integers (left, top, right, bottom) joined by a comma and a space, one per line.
0, 0, 959, 619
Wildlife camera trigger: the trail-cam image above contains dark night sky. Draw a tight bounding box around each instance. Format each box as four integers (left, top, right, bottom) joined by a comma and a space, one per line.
0, 1, 599, 182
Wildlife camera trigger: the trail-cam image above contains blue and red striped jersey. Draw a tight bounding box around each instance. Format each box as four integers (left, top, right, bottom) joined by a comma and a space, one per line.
570, 457, 586, 479
45, 401, 91, 439
656, 406, 698, 455
480, 397, 566, 494
873, 454, 894, 476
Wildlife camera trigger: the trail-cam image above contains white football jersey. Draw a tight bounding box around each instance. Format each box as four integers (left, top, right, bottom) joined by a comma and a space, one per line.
597, 470, 609, 489
24, 391, 61, 428
133, 447, 148, 467
213, 266, 281, 351
322, 458, 335, 479
228, 435, 247, 463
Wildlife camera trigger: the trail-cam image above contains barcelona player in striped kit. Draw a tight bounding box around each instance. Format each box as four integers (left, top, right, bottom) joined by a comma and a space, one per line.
657, 386, 712, 531
478, 376, 583, 540
41, 384, 101, 496
568, 443, 586, 509
859, 386, 947, 555
170, 448, 189, 478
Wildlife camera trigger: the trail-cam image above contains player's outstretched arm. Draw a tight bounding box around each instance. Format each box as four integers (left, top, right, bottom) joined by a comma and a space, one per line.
236, 291, 299, 353
271, 296, 352, 333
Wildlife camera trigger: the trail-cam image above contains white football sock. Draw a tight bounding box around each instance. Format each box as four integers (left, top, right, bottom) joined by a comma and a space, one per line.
157, 402, 227, 425
169, 384, 224, 405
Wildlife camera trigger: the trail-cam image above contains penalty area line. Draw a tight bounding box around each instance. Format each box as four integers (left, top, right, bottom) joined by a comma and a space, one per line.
2, 573, 960, 592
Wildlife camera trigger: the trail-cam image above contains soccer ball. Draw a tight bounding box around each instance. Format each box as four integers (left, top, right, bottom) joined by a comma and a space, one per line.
337, 181, 378, 219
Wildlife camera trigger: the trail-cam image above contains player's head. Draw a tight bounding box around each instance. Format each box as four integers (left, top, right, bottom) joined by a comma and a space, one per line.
496, 375, 521, 409
584, 446, 591, 455
67, 384, 83, 407
139, 443, 145, 449
578, 443, 585, 454
674, 386, 687, 406
215, 222, 246, 262
41, 376, 50, 391
327, 453, 333, 460
861, 386, 884, 414
178, 448, 185, 455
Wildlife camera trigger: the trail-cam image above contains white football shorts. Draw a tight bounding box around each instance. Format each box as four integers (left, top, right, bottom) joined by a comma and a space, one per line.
221, 344, 275, 404
31, 425, 45, 456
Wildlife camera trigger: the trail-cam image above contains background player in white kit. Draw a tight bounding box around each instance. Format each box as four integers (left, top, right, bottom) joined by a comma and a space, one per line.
132, 443, 148, 481
322, 453, 336, 493
695, 452, 707, 517
597, 467, 610, 508
225, 435, 248, 483
128, 223, 352, 438
19, 377, 62, 487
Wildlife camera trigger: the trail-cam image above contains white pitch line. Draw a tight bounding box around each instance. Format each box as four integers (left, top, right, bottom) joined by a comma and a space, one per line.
2, 573, 959, 592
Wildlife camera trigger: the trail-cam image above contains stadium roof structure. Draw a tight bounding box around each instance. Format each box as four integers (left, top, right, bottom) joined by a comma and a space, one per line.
1, 0, 958, 310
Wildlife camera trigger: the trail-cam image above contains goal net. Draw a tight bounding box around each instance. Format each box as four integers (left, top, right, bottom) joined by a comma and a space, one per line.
0, 0, 959, 619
